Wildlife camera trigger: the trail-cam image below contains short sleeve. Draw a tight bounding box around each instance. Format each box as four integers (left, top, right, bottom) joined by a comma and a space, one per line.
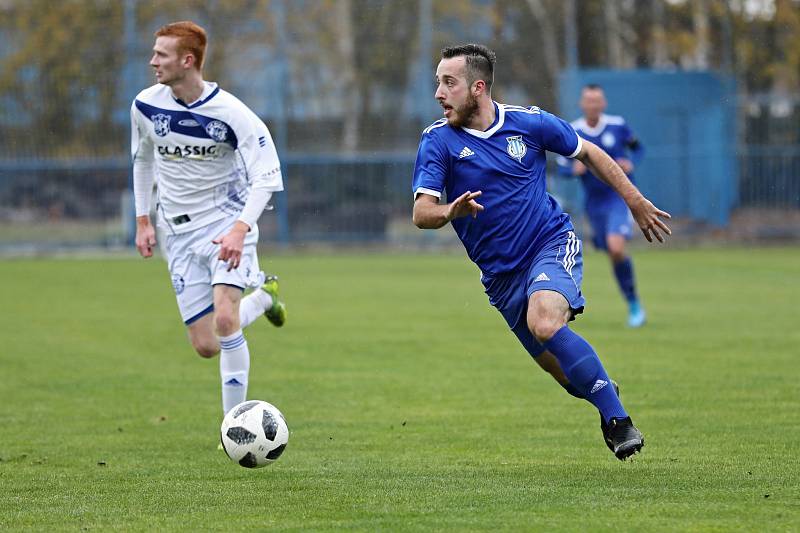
537, 110, 582, 159
412, 130, 448, 198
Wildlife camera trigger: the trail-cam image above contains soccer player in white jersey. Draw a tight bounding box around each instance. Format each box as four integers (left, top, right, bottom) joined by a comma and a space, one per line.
413, 44, 671, 459
131, 21, 286, 417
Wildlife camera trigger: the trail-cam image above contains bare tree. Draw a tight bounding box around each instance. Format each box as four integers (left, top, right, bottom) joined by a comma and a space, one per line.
333, 0, 360, 152
604, 0, 624, 67
650, 0, 670, 67
603, 0, 637, 68
524, 0, 561, 81
692, 0, 710, 69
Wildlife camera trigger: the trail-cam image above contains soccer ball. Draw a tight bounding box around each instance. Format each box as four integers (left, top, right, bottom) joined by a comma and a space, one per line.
220, 400, 289, 468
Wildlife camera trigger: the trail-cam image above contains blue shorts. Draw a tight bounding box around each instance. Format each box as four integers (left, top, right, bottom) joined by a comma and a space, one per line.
481, 231, 585, 358
586, 195, 633, 250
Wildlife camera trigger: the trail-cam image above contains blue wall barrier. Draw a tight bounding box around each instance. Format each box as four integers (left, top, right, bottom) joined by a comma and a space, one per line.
558, 69, 738, 226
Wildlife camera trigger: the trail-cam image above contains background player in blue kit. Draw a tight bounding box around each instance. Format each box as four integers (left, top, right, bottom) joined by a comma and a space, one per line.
412, 44, 671, 460
558, 84, 648, 327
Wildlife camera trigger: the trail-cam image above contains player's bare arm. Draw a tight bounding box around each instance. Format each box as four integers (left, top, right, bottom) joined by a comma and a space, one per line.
212, 220, 250, 271
412, 191, 484, 229
575, 140, 671, 243
135, 214, 157, 258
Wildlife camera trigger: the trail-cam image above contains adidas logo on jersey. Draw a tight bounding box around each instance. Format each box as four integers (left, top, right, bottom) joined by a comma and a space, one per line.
458, 146, 475, 159
590, 379, 608, 394
533, 272, 550, 282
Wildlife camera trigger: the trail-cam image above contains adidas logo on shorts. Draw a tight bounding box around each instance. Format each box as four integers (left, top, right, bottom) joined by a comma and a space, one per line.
533, 272, 550, 282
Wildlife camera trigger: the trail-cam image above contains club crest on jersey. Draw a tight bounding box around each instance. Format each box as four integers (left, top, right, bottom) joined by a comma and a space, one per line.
601, 132, 616, 148
506, 135, 527, 162
205, 120, 228, 142
151, 113, 172, 137
171, 274, 185, 295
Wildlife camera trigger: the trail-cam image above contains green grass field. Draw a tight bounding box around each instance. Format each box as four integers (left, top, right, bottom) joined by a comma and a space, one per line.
1, 247, 798, 531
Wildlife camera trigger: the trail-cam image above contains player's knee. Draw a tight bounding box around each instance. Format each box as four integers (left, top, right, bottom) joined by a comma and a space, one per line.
607, 238, 626, 263
529, 316, 565, 344
527, 293, 570, 343
609, 249, 627, 263
527, 305, 567, 342
214, 311, 239, 337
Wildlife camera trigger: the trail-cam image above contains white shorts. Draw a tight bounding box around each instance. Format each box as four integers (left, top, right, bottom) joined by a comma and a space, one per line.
164, 216, 264, 324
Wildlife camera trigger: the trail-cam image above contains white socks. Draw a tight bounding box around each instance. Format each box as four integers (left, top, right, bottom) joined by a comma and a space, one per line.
239, 290, 273, 329
219, 288, 273, 414
219, 329, 250, 415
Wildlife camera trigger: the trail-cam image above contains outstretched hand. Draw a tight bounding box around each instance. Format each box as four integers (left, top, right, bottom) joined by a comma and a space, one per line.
446, 190, 484, 221
629, 196, 672, 243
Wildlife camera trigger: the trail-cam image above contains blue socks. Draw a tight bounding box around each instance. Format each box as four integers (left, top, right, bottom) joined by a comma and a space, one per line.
613, 256, 638, 304
560, 382, 584, 399
544, 326, 627, 422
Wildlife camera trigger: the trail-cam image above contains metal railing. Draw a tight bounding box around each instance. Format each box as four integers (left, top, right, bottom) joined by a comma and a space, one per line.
2, 145, 799, 252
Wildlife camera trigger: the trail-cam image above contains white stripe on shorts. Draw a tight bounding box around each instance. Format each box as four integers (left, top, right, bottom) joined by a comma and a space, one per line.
562, 231, 580, 277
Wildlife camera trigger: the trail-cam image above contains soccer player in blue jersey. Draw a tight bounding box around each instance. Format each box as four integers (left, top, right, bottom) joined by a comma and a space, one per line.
557, 84, 647, 327
412, 44, 671, 460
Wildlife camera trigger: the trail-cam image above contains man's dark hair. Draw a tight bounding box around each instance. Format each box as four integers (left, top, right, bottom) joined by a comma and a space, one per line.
583, 83, 603, 91
441, 44, 496, 91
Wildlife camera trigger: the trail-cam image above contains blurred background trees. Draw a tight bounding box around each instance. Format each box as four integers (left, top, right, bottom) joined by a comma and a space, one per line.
0, 0, 797, 155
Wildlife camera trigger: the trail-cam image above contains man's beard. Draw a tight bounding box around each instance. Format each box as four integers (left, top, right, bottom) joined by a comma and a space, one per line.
447, 93, 479, 128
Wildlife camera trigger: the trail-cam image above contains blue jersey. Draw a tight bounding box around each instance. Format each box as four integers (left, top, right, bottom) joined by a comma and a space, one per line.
557, 114, 643, 205
413, 102, 582, 276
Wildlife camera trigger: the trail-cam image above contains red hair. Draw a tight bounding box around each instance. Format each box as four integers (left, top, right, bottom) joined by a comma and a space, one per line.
155, 21, 207, 70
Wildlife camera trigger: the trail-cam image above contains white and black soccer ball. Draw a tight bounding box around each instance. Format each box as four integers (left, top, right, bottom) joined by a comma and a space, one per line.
220, 400, 289, 468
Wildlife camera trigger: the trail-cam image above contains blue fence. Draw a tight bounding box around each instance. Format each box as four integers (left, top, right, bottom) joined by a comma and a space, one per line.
558, 69, 739, 227
4, 145, 798, 252
738, 146, 800, 208
0, 154, 415, 252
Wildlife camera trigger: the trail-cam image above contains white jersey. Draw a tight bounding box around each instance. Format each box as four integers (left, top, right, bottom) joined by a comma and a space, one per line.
131, 81, 284, 234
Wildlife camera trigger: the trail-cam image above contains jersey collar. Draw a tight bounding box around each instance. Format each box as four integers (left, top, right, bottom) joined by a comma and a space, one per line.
172, 81, 220, 109
575, 114, 608, 137
461, 101, 504, 139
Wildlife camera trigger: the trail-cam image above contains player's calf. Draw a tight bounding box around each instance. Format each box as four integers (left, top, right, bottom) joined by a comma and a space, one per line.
193, 341, 220, 358
533, 351, 570, 386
